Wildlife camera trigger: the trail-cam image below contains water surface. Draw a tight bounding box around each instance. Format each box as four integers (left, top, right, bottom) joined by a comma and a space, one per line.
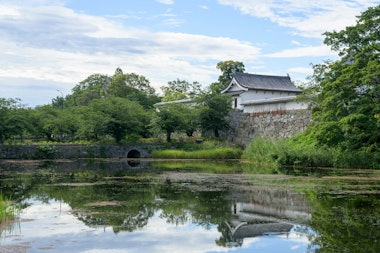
0, 159, 379, 253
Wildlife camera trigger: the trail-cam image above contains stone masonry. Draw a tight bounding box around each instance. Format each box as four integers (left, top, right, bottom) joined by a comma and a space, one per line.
222, 109, 312, 147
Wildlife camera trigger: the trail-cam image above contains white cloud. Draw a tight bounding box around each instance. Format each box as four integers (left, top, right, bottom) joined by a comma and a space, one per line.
156, 0, 174, 5
0, 3, 262, 104
288, 67, 314, 75
265, 44, 337, 58
217, 0, 376, 38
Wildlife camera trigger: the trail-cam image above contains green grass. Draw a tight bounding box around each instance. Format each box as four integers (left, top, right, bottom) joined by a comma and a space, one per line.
0, 194, 17, 223
151, 147, 243, 159
242, 137, 280, 170
242, 136, 380, 169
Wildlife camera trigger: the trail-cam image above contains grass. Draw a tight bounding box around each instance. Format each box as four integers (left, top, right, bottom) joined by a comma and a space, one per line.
151, 147, 243, 159
242, 136, 380, 169
242, 137, 280, 170
0, 194, 17, 223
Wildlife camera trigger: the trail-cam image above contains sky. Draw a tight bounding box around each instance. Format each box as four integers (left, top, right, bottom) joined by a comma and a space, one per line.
0, 0, 378, 107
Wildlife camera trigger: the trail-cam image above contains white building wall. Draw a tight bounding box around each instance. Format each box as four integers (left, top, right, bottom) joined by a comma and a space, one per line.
239, 90, 297, 105
243, 99, 308, 113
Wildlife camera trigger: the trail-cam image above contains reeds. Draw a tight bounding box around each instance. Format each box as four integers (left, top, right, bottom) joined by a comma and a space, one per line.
0, 194, 17, 223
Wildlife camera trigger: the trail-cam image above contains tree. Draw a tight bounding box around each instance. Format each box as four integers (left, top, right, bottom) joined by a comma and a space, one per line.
108, 72, 160, 109
305, 6, 380, 152
66, 74, 110, 106
214, 60, 245, 92
87, 97, 149, 143
160, 79, 202, 102
153, 103, 188, 142
196, 90, 232, 138
33, 105, 80, 142
0, 98, 32, 143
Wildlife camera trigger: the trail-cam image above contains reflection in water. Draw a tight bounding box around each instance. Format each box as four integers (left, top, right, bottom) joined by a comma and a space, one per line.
0, 160, 379, 252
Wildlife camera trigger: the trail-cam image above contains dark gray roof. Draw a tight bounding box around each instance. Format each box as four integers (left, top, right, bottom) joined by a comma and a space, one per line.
233, 73, 302, 93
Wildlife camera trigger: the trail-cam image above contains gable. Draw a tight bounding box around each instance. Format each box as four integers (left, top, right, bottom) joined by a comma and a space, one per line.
221, 78, 248, 95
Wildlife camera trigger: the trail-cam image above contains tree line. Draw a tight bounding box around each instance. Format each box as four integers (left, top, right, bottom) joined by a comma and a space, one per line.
0, 61, 243, 144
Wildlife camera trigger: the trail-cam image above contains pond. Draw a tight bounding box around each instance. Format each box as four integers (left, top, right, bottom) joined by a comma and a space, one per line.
0, 159, 379, 253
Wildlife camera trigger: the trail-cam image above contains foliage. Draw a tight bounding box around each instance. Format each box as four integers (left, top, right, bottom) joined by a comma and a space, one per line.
0, 98, 32, 144
33, 105, 80, 142
243, 135, 380, 169
0, 62, 237, 144
65, 73, 110, 106
196, 90, 232, 137
152, 103, 199, 142
242, 137, 280, 170
215, 60, 245, 92
86, 97, 150, 143
0, 194, 18, 224
108, 70, 159, 109
160, 79, 202, 102
301, 6, 380, 153
151, 147, 242, 159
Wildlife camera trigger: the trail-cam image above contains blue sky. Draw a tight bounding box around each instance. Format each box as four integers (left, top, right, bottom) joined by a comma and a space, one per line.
0, 0, 378, 106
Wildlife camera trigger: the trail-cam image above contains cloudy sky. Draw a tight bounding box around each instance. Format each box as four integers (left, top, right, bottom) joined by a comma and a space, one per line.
0, 0, 378, 106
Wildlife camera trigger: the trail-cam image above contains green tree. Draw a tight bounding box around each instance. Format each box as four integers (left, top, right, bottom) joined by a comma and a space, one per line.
66, 74, 110, 106
87, 97, 149, 143
0, 98, 32, 143
33, 105, 80, 142
108, 72, 159, 109
196, 90, 232, 138
76, 106, 109, 141
214, 60, 245, 92
153, 103, 190, 142
160, 79, 202, 102
305, 6, 380, 152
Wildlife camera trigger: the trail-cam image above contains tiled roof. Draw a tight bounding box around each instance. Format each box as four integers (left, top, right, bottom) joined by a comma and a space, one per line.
233, 73, 302, 93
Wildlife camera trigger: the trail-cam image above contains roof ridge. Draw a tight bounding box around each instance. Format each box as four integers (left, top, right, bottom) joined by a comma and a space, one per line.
234, 72, 289, 78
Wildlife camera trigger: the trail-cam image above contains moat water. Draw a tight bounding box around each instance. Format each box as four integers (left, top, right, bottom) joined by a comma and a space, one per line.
0, 159, 379, 253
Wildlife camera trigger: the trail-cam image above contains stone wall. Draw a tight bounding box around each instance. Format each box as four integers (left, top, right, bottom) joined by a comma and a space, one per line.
222, 109, 311, 147
0, 144, 162, 160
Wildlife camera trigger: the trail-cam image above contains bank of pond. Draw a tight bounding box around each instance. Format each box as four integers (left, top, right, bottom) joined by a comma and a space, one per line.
1, 137, 378, 169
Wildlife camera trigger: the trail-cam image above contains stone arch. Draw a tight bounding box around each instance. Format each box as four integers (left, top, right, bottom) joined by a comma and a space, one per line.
127, 149, 141, 158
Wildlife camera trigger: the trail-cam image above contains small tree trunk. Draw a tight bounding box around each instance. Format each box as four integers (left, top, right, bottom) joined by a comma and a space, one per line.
214, 129, 220, 138
166, 131, 172, 142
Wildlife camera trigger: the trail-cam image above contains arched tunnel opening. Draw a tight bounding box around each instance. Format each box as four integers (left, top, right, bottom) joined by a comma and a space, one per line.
127, 149, 141, 159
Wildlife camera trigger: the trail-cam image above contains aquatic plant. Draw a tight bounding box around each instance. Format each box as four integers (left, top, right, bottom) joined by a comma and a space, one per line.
0, 194, 17, 223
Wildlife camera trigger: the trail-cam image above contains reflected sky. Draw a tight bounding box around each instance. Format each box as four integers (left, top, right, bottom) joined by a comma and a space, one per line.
1, 198, 312, 253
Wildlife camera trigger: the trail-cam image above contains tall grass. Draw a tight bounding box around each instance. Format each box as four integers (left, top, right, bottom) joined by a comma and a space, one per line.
242, 137, 279, 170
243, 136, 380, 169
152, 147, 242, 159
0, 194, 18, 223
